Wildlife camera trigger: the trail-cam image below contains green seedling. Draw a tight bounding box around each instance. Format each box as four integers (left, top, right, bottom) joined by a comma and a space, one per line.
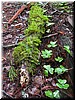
44, 70, 48, 76
43, 65, 54, 75
55, 56, 63, 62
55, 65, 68, 74
45, 90, 53, 98
41, 49, 52, 58
8, 66, 17, 81
64, 45, 72, 55
47, 41, 57, 48
45, 90, 60, 98
56, 79, 69, 89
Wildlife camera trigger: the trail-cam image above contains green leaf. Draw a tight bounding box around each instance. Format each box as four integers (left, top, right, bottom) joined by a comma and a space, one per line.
64, 45, 71, 55
56, 83, 63, 89
41, 49, 52, 58
43, 65, 54, 75
45, 90, 53, 98
53, 90, 60, 98
48, 41, 57, 48
44, 70, 48, 76
47, 44, 51, 48
55, 57, 63, 62
49, 68, 54, 74
55, 68, 63, 74
57, 79, 67, 85
43, 65, 51, 70
63, 84, 69, 89
60, 65, 68, 72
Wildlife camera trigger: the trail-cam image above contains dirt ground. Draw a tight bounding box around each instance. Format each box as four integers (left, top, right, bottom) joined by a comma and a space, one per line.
2, 2, 74, 99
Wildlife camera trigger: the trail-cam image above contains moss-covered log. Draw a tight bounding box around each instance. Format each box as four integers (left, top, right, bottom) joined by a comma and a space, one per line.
12, 4, 49, 74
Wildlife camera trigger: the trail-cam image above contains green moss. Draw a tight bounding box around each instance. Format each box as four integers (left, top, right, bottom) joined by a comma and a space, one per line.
8, 66, 17, 81
12, 4, 48, 74
24, 4, 48, 37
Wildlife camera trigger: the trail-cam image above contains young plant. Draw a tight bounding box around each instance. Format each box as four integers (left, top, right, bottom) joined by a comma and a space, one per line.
55, 65, 68, 74
56, 79, 69, 89
64, 45, 72, 56
47, 41, 57, 48
8, 66, 17, 81
41, 49, 52, 58
43, 65, 54, 75
55, 56, 63, 62
45, 90, 60, 98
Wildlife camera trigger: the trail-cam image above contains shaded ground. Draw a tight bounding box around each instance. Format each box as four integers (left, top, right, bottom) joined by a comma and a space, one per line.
2, 2, 74, 99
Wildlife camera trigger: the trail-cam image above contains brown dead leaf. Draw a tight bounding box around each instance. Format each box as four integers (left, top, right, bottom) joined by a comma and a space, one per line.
34, 76, 44, 85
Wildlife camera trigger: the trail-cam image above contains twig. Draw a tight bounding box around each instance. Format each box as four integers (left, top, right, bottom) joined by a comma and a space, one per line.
41, 86, 58, 91
42, 33, 58, 38
2, 90, 14, 99
2, 44, 18, 48
42, 2, 49, 8
8, 5, 27, 24
60, 89, 73, 98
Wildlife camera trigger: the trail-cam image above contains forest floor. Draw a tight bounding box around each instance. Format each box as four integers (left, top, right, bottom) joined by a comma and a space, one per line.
2, 2, 74, 99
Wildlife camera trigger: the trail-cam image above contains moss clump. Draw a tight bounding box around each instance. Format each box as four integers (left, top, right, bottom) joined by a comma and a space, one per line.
24, 4, 48, 37
13, 4, 48, 74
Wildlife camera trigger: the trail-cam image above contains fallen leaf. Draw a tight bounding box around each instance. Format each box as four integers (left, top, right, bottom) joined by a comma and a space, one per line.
28, 87, 40, 95
59, 31, 65, 35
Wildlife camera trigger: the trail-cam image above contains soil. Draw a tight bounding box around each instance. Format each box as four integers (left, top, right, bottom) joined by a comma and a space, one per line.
2, 2, 74, 99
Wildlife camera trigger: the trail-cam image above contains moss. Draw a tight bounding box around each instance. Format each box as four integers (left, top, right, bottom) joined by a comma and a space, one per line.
24, 4, 48, 37
12, 4, 48, 74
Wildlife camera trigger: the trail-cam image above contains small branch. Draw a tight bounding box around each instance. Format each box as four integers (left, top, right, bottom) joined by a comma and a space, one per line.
8, 5, 27, 24
42, 2, 49, 8
42, 33, 58, 38
2, 44, 18, 48
41, 86, 58, 91
2, 90, 14, 99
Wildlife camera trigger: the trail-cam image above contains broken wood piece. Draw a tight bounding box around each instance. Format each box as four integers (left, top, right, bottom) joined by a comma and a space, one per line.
8, 5, 26, 24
